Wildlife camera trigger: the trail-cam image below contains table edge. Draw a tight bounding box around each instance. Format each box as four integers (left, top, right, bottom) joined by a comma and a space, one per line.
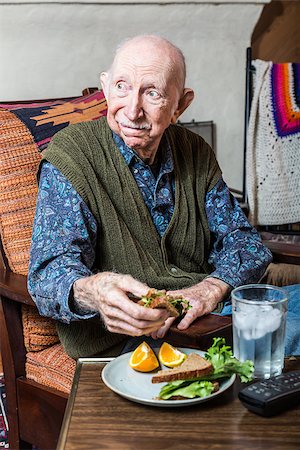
56, 357, 114, 450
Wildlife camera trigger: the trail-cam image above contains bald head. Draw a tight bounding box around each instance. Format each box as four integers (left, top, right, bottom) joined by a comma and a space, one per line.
110, 35, 186, 93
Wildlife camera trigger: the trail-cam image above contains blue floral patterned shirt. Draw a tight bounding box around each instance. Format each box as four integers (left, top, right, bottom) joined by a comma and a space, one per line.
28, 133, 272, 323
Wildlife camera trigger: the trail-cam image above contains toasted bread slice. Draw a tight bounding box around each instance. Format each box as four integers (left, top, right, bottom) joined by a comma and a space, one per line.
152, 353, 213, 383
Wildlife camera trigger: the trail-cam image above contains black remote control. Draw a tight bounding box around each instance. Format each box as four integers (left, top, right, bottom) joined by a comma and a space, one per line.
238, 370, 300, 417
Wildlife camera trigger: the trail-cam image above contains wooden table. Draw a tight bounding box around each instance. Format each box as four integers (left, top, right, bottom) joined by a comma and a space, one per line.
57, 356, 300, 450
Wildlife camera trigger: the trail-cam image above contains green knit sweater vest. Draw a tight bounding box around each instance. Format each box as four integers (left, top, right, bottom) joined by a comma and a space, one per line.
42, 117, 221, 358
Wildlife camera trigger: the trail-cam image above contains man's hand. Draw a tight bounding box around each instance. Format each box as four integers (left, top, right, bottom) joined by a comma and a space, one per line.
73, 272, 170, 336
151, 277, 230, 339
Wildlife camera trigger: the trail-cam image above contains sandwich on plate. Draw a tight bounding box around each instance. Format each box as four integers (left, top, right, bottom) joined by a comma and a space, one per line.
152, 338, 254, 400
152, 353, 220, 400
152, 353, 214, 383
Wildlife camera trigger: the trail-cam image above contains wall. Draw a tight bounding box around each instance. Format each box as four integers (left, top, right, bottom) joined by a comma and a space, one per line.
0, 0, 268, 190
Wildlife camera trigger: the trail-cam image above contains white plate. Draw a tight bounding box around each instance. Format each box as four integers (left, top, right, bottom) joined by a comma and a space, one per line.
101, 347, 236, 407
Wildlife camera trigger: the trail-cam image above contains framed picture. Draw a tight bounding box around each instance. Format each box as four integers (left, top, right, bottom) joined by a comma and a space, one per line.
177, 120, 216, 153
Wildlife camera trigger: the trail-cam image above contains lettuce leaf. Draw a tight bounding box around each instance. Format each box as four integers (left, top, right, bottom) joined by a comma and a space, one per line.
139, 290, 191, 316
159, 380, 215, 400
204, 337, 254, 383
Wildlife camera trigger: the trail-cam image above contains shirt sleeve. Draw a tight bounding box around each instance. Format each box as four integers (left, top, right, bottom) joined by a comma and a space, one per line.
28, 161, 98, 323
206, 178, 273, 288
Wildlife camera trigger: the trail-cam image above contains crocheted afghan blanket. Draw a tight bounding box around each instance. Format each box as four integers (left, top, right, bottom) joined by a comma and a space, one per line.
246, 60, 300, 226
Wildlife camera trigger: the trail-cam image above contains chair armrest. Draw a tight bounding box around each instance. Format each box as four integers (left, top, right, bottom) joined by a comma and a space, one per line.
0, 268, 35, 306
167, 314, 232, 350
0, 267, 233, 349
263, 241, 300, 265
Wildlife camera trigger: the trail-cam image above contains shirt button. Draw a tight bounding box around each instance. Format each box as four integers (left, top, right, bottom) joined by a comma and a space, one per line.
133, 169, 138, 174
170, 267, 178, 274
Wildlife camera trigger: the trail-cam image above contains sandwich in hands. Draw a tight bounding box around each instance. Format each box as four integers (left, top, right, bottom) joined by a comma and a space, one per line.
138, 288, 191, 318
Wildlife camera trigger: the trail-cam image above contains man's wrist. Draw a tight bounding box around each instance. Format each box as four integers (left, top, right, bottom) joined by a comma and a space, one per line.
202, 276, 231, 299
69, 291, 94, 315
70, 277, 98, 315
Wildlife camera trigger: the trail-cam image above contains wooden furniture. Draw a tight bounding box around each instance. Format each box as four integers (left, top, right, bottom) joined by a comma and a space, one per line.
263, 241, 300, 266
0, 89, 231, 450
57, 356, 300, 450
0, 266, 231, 449
0, 268, 68, 450
252, 0, 300, 63
0, 92, 95, 450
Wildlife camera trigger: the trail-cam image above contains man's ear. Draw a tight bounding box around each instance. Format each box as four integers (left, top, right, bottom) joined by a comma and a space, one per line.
100, 72, 109, 98
171, 88, 195, 124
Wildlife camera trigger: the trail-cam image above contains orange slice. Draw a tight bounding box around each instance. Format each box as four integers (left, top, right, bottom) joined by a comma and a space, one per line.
129, 341, 159, 372
158, 342, 187, 368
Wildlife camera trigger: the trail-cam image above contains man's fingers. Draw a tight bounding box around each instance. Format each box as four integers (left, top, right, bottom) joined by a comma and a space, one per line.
115, 274, 149, 298
103, 287, 170, 323
151, 316, 176, 339
81, 272, 180, 337
177, 306, 204, 330
103, 305, 168, 331
106, 318, 165, 337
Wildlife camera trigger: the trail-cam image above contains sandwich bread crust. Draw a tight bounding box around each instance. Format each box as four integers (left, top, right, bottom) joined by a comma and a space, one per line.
152, 353, 213, 383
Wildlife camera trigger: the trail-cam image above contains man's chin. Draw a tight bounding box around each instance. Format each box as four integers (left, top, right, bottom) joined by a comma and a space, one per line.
119, 130, 145, 149
111, 124, 157, 154
122, 136, 145, 151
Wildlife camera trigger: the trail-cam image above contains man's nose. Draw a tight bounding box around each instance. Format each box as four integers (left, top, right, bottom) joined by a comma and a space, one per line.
126, 91, 144, 120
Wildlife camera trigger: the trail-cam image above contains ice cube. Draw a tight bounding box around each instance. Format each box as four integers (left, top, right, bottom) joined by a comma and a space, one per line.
260, 305, 273, 313
234, 311, 249, 331
264, 308, 282, 333
244, 329, 254, 340
252, 307, 282, 339
234, 304, 282, 340
253, 319, 268, 339
236, 302, 256, 314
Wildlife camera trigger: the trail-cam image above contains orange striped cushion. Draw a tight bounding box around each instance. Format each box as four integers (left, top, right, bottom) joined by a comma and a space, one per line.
0, 92, 108, 391
0, 109, 41, 275
22, 304, 59, 351
0, 91, 107, 275
26, 343, 76, 394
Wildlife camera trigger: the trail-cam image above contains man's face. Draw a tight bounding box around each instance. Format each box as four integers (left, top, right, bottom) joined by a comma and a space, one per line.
101, 41, 183, 159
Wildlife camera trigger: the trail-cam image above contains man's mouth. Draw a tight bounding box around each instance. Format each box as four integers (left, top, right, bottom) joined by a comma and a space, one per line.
118, 121, 151, 133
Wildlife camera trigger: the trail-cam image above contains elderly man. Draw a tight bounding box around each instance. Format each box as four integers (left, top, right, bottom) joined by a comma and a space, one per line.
28, 35, 272, 358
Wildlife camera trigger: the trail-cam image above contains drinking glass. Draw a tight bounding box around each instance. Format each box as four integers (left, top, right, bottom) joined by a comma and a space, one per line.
231, 284, 288, 379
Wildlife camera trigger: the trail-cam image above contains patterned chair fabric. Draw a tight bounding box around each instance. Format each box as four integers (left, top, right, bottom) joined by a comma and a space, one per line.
0, 91, 107, 393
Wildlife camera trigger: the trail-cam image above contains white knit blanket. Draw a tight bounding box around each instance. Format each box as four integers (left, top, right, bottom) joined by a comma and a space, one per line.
246, 59, 300, 226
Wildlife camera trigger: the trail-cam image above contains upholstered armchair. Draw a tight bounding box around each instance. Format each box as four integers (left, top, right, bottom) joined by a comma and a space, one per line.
0, 89, 231, 450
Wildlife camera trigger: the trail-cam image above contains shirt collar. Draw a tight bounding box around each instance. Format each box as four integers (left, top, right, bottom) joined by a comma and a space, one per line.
112, 132, 135, 166
112, 131, 174, 173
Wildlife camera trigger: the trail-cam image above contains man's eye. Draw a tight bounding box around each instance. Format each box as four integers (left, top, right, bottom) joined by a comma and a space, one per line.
116, 82, 126, 90
148, 90, 160, 99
